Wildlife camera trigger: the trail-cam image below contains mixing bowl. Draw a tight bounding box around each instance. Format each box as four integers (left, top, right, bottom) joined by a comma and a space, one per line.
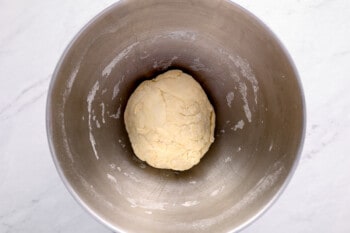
46, 0, 305, 232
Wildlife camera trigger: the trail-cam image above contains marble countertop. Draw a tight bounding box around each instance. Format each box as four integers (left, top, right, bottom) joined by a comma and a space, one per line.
1, 0, 349, 232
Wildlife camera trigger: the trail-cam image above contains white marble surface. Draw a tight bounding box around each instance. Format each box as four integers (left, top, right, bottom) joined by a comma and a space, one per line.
1, 0, 349, 232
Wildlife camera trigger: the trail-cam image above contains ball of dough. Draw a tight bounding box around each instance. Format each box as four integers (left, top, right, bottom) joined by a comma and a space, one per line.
124, 70, 215, 171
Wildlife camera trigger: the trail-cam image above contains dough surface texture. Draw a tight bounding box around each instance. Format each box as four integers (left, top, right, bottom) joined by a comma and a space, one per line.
124, 70, 215, 171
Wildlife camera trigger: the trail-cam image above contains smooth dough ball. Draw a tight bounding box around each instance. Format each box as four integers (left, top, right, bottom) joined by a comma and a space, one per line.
124, 70, 215, 171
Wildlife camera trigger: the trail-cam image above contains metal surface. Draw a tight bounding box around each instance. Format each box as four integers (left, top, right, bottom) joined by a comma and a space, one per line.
46, 0, 305, 232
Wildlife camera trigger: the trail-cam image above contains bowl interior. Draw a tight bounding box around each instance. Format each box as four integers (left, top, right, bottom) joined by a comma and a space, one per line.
47, 0, 305, 232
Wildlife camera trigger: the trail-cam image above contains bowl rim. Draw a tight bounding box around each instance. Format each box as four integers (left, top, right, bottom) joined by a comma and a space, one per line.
46, 0, 306, 232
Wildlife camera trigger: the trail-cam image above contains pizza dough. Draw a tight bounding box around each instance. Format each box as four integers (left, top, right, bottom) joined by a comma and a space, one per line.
124, 70, 215, 171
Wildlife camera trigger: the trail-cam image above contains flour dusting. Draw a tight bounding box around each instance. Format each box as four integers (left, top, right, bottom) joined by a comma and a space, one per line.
116, 105, 121, 118
140, 51, 150, 60
123, 172, 140, 183
62, 63, 81, 111
153, 56, 178, 69
226, 92, 234, 108
217, 49, 259, 124
102, 42, 139, 77
95, 120, 101, 128
113, 76, 125, 100
67, 65, 79, 90
107, 173, 117, 183
110, 105, 121, 119
100, 103, 106, 124
230, 55, 259, 104
269, 141, 274, 151
126, 197, 168, 210
181, 200, 200, 207
232, 120, 245, 131
210, 186, 225, 197
239, 82, 252, 122
224, 157, 232, 163
190, 58, 211, 72
87, 81, 100, 160
168, 31, 196, 41
176, 161, 284, 230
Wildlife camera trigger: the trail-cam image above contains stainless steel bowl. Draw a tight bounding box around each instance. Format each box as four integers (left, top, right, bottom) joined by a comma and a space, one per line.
47, 0, 305, 232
